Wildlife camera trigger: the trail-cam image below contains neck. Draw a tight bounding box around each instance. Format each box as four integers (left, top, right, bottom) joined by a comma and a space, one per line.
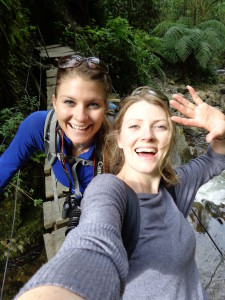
72, 139, 95, 157
117, 167, 161, 194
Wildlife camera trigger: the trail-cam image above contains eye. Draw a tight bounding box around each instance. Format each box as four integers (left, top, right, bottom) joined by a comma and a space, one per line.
154, 124, 168, 131
64, 99, 74, 105
129, 124, 140, 129
88, 102, 99, 109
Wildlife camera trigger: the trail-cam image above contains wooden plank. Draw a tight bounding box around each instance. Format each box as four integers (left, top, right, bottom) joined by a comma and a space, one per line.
35, 44, 61, 51
44, 159, 51, 175
45, 175, 69, 200
42, 46, 74, 54
40, 49, 75, 59
43, 227, 66, 260
45, 44, 61, 49
47, 86, 55, 101
46, 68, 57, 78
47, 102, 54, 110
47, 77, 56, 86
43, 197, 68, 229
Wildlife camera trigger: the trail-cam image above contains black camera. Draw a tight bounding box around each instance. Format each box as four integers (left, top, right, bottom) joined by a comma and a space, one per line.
62, 195, 82, 236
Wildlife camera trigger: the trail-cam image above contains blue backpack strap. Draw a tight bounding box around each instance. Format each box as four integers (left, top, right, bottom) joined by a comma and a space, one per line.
121, 182, 140, 259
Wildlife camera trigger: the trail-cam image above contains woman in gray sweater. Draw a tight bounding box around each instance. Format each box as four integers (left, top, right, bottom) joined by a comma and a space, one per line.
16, 86, 225, 300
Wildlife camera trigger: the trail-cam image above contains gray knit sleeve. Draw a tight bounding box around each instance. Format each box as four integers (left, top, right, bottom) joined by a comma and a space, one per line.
173, 145, 225, 217
15, 174, 128, 300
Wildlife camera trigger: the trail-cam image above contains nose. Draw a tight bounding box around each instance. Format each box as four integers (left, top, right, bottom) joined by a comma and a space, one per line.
141, 126, 155, 141
74, 105, 88, 122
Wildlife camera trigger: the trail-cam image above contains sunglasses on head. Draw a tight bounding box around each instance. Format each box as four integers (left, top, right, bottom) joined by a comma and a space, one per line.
58, 54, 109, 74
131, 86, 170, 106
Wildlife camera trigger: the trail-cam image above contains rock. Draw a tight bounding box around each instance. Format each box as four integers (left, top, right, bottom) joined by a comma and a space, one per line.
219, 88, 225, 94
167, 79, 176, 85
197, 90, 207, 101
177, 85, 188, 94
184, 126, 199, 137
189, 146, 198, 158
172, 127, 193, 165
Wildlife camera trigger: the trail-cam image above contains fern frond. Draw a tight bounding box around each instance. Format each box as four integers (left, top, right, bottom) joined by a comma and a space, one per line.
175, 36, 192, 62
195, 41, 212, 69
202, 29, 223, 52
198, 20, 225, 39
152, 21, 178, 37
163, 26, 186, 48
188, 28, 203, 50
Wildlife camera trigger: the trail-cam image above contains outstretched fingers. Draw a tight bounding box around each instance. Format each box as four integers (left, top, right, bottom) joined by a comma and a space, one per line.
186, 85, 203, 106
170, 98, 195, 119
171, 115, 199, 127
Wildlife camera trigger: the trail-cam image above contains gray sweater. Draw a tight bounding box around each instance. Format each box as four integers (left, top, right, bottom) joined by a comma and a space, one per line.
16, 146, 225, 300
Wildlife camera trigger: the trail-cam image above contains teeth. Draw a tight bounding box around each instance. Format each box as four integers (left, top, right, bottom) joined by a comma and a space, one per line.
136, 148, 156, 153
71, 124, 88, 130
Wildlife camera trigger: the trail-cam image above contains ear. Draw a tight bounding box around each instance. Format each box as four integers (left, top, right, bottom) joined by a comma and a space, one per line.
116, 131, 123, 149
52, 94, 56, 110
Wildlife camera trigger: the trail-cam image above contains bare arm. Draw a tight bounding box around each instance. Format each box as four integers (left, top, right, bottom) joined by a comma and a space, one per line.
170, 85, 225, 154
17, 286, 84, 300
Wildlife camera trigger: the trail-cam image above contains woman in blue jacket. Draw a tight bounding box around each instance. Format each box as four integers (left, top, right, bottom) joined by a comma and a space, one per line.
0, 54, 112, 227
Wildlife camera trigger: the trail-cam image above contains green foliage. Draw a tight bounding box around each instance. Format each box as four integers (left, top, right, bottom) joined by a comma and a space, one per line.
157, 0, 225, 26
0, 0, 35, 109
59, 17, 164, 95
92, 0, 160, 31
0, 96, 39, 154
0, 94, 44, 208
152, 21, 180, 37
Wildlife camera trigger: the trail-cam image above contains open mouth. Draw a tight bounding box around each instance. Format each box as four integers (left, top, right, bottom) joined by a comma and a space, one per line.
70, 123, 92, 132
135, 147, 157, 158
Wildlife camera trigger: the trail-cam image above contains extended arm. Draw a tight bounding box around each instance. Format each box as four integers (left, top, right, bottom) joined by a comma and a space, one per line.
170, 86, 225, 154
15, 174, 128, 300
0, 111, 46, 193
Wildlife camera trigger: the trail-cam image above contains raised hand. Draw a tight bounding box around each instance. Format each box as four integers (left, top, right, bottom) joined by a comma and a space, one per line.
170, 85, 225, 143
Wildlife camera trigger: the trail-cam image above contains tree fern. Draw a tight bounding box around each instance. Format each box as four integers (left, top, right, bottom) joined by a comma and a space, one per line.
160, 19, 225, 74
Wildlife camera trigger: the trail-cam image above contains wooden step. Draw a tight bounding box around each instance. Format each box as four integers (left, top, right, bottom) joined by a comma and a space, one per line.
47, 86, 55, 102
43, 227, 66, 260
39, 47, 75, 58
46, 68, 57, 78
43, 197, 68, 229
45, 175, 69, 200
46, 77, 57, 86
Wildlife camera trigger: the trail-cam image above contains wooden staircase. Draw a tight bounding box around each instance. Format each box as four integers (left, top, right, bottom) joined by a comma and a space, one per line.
35, 44, 75, 260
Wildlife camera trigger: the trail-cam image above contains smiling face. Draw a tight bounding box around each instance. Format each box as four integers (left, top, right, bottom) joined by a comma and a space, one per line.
117, 100, 170, 180
53, 77, 106, 149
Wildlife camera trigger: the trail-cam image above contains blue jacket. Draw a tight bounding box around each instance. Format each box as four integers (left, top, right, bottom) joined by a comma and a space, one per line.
0, 111, 95, 195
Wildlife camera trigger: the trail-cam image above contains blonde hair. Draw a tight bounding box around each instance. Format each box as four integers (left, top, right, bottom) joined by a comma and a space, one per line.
104, 93, 178, 186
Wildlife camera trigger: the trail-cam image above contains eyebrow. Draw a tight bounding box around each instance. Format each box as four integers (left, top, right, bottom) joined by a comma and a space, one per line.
59, 95, 102, 102
126, 118, 168, 122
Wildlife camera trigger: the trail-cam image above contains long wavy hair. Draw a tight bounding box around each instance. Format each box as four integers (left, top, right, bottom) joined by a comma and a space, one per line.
104, 93, 178, 186
55, 59, 112, 167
